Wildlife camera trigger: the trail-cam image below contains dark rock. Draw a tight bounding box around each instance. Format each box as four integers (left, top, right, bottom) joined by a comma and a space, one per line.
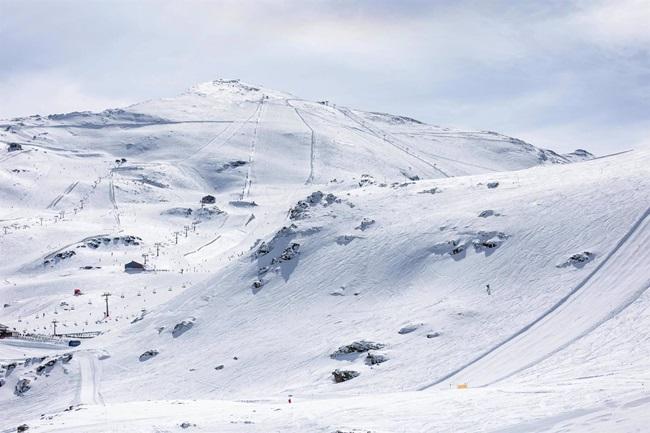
215, 160, 247, 173
331, 341, 385, 358
558, 251, 595, 268
358, 174, 376, 187
5, 362, 17, 376
15, 378, 31, 395
36, 359, 58, 376
324, 193, 339, 205
289, 192, 339, 219
288, 200, 309, 220
172, 318, 195, 338
44, 250, 76, 266
336, 235, 360, 245
332, 369, 360, 383
569, 251, 594, 263
450, 245, 465, 255
365, 352, 388, 365
278, 243, 300, 261
162, 207, 193, 217
255, 241, 270, 257
139, 349, 159, 362
355, 218, 375, 231
131, 309, 148, 324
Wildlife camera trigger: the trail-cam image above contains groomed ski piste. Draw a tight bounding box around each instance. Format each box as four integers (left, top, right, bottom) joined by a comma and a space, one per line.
0, 79, 648, 432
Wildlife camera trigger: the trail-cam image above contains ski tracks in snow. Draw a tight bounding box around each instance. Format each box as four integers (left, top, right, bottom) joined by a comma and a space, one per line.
0, 148, 31, 163
46, 181, 79, 209
287, 100, 316, 184
108, 172, 121, 229
420, 207, 650, 389
76, 352, 104, 406
241, 96, 266, 199
180, 99, 265, 164
336, 106, 451, 178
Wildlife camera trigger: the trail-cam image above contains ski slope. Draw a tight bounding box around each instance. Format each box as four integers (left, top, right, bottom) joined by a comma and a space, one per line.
0, 79, 648, 433
422, 207, 650, 389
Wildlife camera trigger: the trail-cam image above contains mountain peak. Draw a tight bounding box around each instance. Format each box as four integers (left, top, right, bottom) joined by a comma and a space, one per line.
187, 78, 293, 100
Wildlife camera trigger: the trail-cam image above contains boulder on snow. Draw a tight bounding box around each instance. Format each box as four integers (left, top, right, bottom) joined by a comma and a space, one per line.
355, 218, 375, 231
557, 251, 595, 268
336, 235, 361, 245
400, 169, 420, 181
139, 349, 159, 362
43, 250, 76, 266
419, 187, 440, 194
276, 243, 300, 262
255, 241, 271, 257
332, 369, 360, 383
365, 352, 388, 366
53, 357, 66, 365
229, 200, 257, 208
15, 378, 31, 395
431, 231, 509, 259
4, 362, 17, 376
215, 160, 247, 173
330, 341, 385, 359
288, 191, 340, 219
172, 318, 195, 338
36, 358, 58, 376
398, 323, 423, 334
161, 207, 193, 217
478, 209, 498, 218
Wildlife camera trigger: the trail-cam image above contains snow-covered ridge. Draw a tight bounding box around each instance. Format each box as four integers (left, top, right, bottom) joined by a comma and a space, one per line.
187, 78, 295, 100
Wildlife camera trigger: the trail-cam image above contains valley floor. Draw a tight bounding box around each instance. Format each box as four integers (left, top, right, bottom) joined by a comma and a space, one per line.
12, 380, 650, 433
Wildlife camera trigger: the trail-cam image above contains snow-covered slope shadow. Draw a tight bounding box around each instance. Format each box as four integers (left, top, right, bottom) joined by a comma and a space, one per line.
421, 206, 650, 389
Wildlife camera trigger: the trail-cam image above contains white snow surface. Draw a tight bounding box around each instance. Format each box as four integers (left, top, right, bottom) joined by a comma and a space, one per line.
0, 79, 648, 432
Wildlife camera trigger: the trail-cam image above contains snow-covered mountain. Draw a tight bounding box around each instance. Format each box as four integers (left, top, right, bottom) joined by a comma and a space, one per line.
1, 79, 648, 433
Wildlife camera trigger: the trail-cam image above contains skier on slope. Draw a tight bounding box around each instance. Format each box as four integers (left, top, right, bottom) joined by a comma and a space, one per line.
486, 284, 491, 295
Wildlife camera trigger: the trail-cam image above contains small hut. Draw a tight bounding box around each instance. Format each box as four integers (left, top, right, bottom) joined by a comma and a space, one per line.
124, 260, 145, 273
0, 323, 16, 339
201, 195, 216, 205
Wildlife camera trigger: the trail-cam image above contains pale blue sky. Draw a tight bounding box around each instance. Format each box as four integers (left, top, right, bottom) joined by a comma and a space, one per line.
1, 0, 648, 155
